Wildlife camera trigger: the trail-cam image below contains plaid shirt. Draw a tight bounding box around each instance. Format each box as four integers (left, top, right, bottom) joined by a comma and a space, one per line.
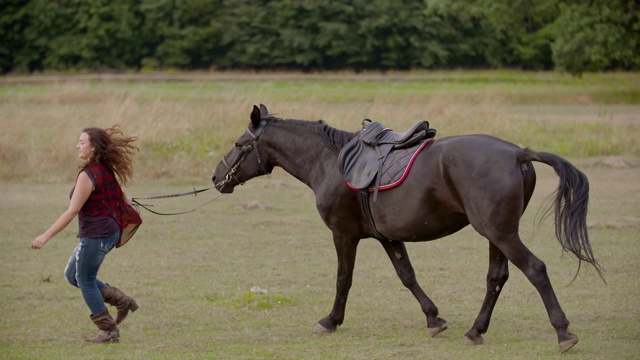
78, 163, 142, 247
80, 163, 125, 219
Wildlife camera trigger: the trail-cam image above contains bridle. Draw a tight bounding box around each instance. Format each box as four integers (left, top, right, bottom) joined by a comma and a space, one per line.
214, 118, 271, 191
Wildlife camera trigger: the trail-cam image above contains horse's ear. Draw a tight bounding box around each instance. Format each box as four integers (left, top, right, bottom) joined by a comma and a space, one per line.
259, 104, 268, 117
250, 105, 261, 129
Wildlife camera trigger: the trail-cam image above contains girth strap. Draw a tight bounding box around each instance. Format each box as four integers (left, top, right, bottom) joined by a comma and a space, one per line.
358, 191, 387, 240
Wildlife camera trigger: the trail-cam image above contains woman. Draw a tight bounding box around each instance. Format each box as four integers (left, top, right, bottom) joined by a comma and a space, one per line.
31, 125, 142, 344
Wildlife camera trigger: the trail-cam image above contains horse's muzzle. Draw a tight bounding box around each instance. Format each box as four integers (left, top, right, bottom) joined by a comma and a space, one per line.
211, 173, 236, 194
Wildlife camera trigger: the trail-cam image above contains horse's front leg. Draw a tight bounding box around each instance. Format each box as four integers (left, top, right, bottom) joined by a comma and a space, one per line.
464, 242, 509, 345
378, 239, 448, 337
315, 234, 360, 333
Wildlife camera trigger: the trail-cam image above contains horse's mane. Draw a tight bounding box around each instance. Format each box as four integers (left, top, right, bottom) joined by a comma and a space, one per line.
315, 123, 357, 154
268, 116, 356, 154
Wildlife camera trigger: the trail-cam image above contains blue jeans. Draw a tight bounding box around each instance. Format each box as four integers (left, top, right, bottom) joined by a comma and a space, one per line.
64, 232, 119, 316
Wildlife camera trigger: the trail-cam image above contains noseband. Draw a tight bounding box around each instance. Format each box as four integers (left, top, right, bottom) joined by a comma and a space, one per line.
215, 118, 270, 190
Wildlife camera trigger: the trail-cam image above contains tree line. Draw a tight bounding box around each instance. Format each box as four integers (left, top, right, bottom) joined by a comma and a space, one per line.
1, 0, 638, 76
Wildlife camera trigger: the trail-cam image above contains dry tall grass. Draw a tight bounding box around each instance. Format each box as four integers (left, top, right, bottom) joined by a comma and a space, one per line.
1, 73, 638, 182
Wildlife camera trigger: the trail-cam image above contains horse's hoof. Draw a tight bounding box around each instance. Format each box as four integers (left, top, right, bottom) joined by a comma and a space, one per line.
463, 334, 484, 345
559, 333, 579, 353
313, 323, 334, 334
427, 324, 448, 338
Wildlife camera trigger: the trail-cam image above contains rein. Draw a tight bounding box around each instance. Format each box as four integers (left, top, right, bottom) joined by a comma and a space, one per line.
131, 119, 269, 215
132, 187, 224, 216
140, 118, 270, 215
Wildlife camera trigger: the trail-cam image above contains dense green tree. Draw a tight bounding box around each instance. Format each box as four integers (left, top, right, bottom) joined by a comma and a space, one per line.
552, 0, 640, 75
1, 0, 638, 74
299, 0, 377, 70
223, 0, 435, 71
137, 0, 177, 69
354, 0, 432, 70
213, 0, 279, 68
3, 0, 76, 72
510, 0, 557, 70
139, 0, 223, 69
425, 0, 558, 69
267, 0, 321, 68
0, 0, 28, 73
5, 0, 144, 71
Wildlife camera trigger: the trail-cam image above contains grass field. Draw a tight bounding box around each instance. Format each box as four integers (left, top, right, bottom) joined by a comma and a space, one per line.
1, 71, 639, 181
1, 71, 639, 359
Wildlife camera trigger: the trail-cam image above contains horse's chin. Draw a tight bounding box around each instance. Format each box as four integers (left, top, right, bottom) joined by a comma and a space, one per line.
212, 180, 235, 194
217, 185, 235, 194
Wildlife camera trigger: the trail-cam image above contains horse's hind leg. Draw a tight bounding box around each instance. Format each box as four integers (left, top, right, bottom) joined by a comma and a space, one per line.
464, 243, 509, 345
496, 235, 579, 353
378, 239, 448, 337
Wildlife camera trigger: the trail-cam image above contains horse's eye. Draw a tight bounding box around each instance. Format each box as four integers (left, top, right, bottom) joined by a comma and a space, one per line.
235, 143, 242, 148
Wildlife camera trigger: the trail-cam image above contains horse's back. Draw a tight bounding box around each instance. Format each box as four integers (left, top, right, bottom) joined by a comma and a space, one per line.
422, 134, 528, 179
430, 134, 523, 160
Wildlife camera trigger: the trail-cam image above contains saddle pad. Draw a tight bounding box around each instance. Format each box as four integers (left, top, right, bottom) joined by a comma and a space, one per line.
344, 138, 432, 192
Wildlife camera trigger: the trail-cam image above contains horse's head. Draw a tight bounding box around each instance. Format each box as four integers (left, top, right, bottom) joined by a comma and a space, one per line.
212, 104, 275, 193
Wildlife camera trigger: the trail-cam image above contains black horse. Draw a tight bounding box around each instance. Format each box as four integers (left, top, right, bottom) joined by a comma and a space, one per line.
212, 104, 602, 353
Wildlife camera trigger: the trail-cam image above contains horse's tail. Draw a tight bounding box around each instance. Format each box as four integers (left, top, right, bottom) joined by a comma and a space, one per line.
518, 148, 604, 280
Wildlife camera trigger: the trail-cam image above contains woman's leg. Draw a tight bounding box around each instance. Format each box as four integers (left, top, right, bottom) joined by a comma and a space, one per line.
75, 233, 118, 316
64, 243, 80, 287
65, 242, 108, 292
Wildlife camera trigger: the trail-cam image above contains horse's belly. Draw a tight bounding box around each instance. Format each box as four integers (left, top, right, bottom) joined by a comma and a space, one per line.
375, 210, 470, 242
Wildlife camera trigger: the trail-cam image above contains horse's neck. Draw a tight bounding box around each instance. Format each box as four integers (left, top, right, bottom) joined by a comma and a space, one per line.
266, 122, 339, 190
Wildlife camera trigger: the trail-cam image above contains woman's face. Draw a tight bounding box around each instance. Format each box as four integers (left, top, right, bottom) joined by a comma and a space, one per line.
76, 132, 94, 161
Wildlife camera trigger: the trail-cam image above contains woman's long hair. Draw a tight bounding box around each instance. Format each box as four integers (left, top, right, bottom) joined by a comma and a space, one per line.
82, 125, 139, 185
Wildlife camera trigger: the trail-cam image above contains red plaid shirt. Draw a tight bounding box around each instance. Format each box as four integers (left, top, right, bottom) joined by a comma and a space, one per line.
81, 164, 124, 218
78, 163, 141, 247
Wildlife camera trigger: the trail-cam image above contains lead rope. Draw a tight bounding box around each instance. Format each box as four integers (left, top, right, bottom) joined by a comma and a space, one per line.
131, 187, 224, 216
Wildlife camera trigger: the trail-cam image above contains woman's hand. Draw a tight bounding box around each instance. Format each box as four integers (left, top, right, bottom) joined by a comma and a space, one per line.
31, 234, 51, 249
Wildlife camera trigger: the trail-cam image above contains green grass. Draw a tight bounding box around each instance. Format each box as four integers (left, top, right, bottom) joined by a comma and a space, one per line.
2, 162, 640, 359
1, 71, 639, 358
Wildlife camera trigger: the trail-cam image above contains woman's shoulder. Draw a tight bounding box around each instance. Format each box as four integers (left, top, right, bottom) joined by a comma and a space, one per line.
81, 163, 111, 186
83, 163, 111, 174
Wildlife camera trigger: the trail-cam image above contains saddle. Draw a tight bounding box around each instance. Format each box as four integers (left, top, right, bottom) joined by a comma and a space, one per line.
338, 119, 436, 201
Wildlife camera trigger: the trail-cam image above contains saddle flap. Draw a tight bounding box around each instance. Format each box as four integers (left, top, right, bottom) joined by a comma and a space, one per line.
338, 138, 381, 189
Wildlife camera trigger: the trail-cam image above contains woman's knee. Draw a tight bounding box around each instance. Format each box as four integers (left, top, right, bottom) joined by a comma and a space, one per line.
64, 267, 78, 287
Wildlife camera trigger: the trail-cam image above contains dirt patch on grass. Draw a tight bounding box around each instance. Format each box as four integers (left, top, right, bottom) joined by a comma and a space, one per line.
235, 200, 272, 211
264, 180, 286, 189
599, 157, 635, 168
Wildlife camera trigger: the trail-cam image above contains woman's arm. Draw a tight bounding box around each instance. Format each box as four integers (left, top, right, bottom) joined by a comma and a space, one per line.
31, 171, 94, 249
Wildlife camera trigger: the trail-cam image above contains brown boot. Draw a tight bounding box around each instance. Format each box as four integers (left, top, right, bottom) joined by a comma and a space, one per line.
101, 284, 139, 325
85, 310, 120, 344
